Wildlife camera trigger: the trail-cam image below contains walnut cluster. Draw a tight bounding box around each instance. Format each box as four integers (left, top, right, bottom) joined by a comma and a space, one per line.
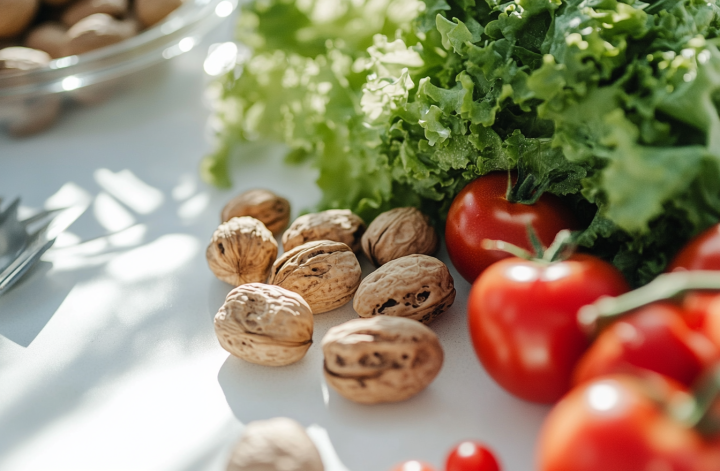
208, 193, 454, 408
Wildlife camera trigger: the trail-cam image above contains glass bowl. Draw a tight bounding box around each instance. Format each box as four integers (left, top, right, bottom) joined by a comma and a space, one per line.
0, 0, 238, 136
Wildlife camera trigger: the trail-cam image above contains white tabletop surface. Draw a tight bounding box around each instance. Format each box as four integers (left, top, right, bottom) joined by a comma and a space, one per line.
0, 19, 550, 471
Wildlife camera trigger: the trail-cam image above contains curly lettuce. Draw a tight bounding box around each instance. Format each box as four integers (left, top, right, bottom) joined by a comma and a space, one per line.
204, 0, 720, 286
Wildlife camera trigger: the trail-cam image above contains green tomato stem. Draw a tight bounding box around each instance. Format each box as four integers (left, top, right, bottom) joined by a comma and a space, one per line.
578, 271, 720, 334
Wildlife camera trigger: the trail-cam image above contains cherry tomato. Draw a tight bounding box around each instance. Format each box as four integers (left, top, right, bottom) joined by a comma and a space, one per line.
573, 302, 719, 387
446, 441, 501, 471
668, 223, 720, 271
468, 255, 629, 403
537, 375, 720, 471
445, 172, 579, 283
390, 461, 437, 471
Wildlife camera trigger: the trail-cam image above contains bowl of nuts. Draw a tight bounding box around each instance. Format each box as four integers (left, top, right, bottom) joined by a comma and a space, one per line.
0, 0, 237, 136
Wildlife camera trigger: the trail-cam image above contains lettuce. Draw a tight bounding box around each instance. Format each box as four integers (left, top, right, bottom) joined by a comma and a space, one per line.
204, 0, 720, 286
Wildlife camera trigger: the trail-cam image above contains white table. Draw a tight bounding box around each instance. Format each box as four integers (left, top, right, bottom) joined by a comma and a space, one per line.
0, 20, 549, 471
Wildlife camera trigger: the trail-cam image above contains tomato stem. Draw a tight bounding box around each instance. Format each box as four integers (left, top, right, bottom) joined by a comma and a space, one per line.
691, 364, 720, 434
578, 271, 720, 334
483, 229, 577, 264
668, 363, 720, 435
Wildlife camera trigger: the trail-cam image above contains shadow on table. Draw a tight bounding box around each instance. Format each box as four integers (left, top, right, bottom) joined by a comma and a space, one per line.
0, 262, 70, 347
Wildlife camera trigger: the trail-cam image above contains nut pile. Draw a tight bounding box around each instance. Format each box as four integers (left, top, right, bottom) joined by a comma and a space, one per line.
207, 188, 454, 404
0, 0, 185, 58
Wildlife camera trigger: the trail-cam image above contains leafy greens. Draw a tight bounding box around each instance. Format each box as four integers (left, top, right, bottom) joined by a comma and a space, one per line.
204, 0, 720, 285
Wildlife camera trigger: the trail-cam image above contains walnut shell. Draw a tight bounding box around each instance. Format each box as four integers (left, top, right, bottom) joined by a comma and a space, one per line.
226, 417, 324, 471
135, 0, 184, 27
362, 207, 439, 266
0, 0, 38, 39
214, 283, 313, 366
65, 13, 137, 56
269, 240, 361, 314
322, 316, 444, 404
62, 0, 128, 27
353, 254, 455, 325
207, 217, 278, 286
25, 23, 69, 59
282, 209, 365, 253
221, 189, 291, 235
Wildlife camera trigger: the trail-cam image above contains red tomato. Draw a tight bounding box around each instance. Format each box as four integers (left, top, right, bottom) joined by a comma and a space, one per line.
668, 223, 720, 271
537, 375, 720, 471
573, 302, 719, 387
445, 172, 579, 283
391, 461, 437, 471
682, 291, 720, 348
445, 441, 501, 471
468, 255, 629, 403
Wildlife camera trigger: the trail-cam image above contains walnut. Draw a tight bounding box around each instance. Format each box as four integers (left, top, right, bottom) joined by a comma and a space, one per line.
322, 316, 444, 404
214, 283, 313, 366
282, 209, 365, 253
135, 0, 185, 27
221, 189, 291, 235
269, 240, 361, 314
65, 13, 137, 56
0, 47, 61, 136
206, 217, 278, 286
25, 23, 69, 59
61, 0, 128, 27
362, 207, 439, 266
353, 254, 456, 325
226, 417, 324, 471
0, 0, 38, 39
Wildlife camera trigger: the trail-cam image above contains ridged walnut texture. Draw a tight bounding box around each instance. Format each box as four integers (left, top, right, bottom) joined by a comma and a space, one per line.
353, 254, 456, 325
206, 217, 278, 286
361, 207, 439, 266
221, 189, 291, 235
214, 283, 313, 366
226, 417, 324, 471
269, 240, 361, 314
282, 209, 365, 253
322, 316, 444, 404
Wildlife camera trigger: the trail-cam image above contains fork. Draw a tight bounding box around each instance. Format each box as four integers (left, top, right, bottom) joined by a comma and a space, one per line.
0, 197, 85, 296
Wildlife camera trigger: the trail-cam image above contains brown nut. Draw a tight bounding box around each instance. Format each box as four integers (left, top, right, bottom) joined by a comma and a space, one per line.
135, 0, 184, 27
282, 209, 365, 253
221, 189, 291, 235
362, 207, 439, 266
0, 46, 50, 72
322, 316, 444, 404
353, 254, 455, 325
25, 23, 70, 59
226, 417, 324, 471
206, 217, 278, 286
0, 0, 39, 39
0, 47, 61, 136
214, 283, 314, 367
62, 0, 128, 27
65, 13, 137, 56
269, 240, 361, 314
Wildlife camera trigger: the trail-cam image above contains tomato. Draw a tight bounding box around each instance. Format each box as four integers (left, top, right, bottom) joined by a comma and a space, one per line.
445, 172, 579, 283
445, 441, 501, 471
573, 302, 719, 387
468, 255, 629, 403
390, 461, 437, 471
537, 375, 720, 471
668, 223, 720, 272
682, 291, 720, 349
